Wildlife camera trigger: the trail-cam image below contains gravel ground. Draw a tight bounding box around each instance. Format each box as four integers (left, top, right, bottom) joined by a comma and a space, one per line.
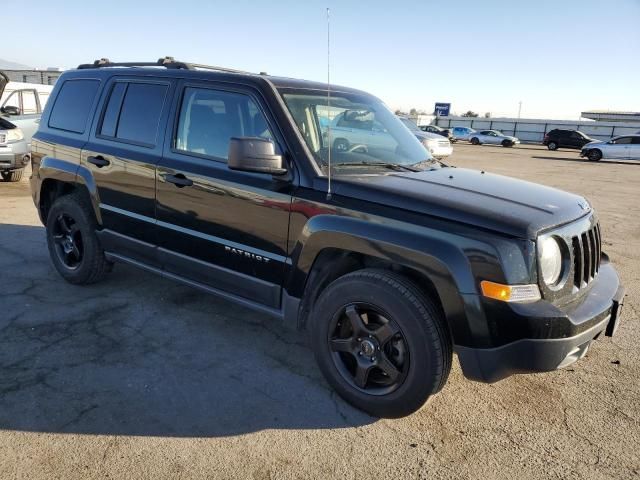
0, 144, 638, 479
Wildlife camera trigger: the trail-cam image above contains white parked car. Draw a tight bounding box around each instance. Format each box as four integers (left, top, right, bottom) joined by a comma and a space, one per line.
580, 135, 640, 161
0, 73, 36, 182
469, 130, 520, 147
398, 117, 453, 159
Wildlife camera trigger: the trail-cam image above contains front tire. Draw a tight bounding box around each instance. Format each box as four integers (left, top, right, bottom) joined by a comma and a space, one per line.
502, 140, 513, 147
588, 149, 602, 161
333, 138, 350, 152
470, 137, 480, 145
547, 141, 558, 151
310, 269, 452, 418
46, 191, 113, 284
1, 169, 24, 182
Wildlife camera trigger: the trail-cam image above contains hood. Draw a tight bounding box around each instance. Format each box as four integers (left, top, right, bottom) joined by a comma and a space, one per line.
335, 167, 591, 239
413, 130, 445, 141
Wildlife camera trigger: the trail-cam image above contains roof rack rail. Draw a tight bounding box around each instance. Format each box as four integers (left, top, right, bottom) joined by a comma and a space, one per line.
76, 56, 256, 75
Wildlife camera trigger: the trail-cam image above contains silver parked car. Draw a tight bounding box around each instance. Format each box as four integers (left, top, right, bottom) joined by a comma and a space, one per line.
580, 135, 640, 161
469, 130, 520, 147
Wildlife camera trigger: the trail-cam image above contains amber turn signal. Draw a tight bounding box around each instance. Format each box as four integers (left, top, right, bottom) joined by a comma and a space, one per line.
480, 280, 541, 303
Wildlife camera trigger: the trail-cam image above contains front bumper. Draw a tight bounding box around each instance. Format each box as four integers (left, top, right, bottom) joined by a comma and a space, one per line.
456, 262, 625, 383
428, 144, 453, 158
0, 141, 30, 170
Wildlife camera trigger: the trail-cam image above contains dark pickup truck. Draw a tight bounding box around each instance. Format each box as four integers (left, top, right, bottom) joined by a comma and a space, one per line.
30, 58, 625, 418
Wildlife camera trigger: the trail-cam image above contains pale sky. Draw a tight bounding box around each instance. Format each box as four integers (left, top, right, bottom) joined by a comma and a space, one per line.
8, 0, 640, 120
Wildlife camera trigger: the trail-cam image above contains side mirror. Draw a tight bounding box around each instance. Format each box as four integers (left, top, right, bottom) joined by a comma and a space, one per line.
1, 106, 20, 116
228, 137, 287, 176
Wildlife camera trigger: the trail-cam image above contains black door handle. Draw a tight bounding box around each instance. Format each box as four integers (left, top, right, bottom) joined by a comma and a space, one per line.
164, 173, 193, 188
87, 155, 110, 168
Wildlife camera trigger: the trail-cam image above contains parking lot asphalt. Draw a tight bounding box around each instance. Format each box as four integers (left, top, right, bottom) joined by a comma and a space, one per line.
0, 144, 638, 479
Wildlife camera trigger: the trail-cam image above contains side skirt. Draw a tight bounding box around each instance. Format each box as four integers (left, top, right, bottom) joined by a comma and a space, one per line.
104, 251, 301, 327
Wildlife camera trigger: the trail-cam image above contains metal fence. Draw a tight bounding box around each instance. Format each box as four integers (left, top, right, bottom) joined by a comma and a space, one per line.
2, 69, 62, 86
433, 117, 640, 143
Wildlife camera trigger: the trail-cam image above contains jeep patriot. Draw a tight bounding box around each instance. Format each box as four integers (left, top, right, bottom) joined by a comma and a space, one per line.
30, 58, 625, 418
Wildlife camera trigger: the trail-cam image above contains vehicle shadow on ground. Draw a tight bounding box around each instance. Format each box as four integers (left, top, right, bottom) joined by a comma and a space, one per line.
0, 223, 375, 437
531, 156, 640, 166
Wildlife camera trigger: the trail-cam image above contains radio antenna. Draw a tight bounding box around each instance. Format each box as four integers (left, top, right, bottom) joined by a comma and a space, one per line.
326, 7, 332, 201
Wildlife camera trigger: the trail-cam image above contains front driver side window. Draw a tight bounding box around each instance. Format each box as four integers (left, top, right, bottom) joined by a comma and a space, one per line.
175, 87, 275, 161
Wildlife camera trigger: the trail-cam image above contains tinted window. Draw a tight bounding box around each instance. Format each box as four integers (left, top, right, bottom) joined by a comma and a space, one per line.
114, 83, 168, 146
49, 79, 100, 133
632, 137, 640, 145
612, 137, 632, 144
175, 87, 275, 161
100, 82, 127, 138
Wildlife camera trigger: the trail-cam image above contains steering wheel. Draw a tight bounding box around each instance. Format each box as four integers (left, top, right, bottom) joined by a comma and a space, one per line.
347, 144, 368, 153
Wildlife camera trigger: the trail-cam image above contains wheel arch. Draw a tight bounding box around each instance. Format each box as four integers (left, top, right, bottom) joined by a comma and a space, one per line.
38, 158, 101, 226
286, 215, 478, 344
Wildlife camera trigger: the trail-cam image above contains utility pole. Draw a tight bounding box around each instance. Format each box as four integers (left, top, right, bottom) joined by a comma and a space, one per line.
518, 101, 522, 119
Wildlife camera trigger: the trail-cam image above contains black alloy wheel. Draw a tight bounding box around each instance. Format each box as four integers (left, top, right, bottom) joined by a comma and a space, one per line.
328, 303, 408, 395
51, 212, 84, 270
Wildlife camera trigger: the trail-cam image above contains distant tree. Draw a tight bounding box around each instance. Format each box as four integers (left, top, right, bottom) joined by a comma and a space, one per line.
395, 109, 407, 116
484, 112, 491, 118
409, 108, 418, 116
461, 110, 479, 118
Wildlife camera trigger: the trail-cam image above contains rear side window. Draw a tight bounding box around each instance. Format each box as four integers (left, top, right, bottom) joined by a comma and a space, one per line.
49, 79, 100, 133
99, 82, 168, 146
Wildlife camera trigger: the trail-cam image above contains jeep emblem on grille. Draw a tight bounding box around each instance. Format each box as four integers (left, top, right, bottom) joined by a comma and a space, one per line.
578, 200, 589, 211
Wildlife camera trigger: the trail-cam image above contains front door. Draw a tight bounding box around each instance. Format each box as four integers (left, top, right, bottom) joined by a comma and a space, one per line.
82, 77, 175, 267
155, 81, 294, 309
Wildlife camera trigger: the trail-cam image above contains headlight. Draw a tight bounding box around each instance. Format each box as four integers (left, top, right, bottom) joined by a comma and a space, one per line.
538, 236, 563, 285
5, 128, 24, 143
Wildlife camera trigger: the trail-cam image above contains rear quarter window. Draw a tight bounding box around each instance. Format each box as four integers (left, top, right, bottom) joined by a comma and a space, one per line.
48, 79, 100, 133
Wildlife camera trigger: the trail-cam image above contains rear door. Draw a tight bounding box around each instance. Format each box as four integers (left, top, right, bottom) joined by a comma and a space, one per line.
607, 136, 632, 159
155, 80, 294, 309
82, 76, 175, 267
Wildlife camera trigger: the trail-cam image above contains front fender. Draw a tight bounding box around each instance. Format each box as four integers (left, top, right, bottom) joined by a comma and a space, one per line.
286, 214, 491, 345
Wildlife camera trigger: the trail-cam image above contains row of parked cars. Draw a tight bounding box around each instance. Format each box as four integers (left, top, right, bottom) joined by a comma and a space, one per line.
422, 123, 640, 161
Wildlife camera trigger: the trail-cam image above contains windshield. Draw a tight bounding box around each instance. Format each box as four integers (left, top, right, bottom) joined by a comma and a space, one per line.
279, 89, 433, 173
398, 117, 421, 132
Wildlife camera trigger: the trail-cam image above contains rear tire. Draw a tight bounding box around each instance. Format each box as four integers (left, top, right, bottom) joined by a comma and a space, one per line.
547, 141, 558, 151
588, 149, 602, 161
46, 191, 113, 285
310, 269, 452, 418
1, 169, 24, 182
470, 137, 480, 145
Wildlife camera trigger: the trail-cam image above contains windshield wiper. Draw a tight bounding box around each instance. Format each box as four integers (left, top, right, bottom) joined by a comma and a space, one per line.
332, 162, 420, 172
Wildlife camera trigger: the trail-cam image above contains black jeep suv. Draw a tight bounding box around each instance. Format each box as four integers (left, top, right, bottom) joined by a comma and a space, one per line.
543, 129, 595, 151
30, 58, 625, 418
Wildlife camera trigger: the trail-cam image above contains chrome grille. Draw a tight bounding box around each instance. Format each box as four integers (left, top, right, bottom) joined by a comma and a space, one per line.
572, 223, 601, 289
437, 140, 450, 147
0, 133, 6, 144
